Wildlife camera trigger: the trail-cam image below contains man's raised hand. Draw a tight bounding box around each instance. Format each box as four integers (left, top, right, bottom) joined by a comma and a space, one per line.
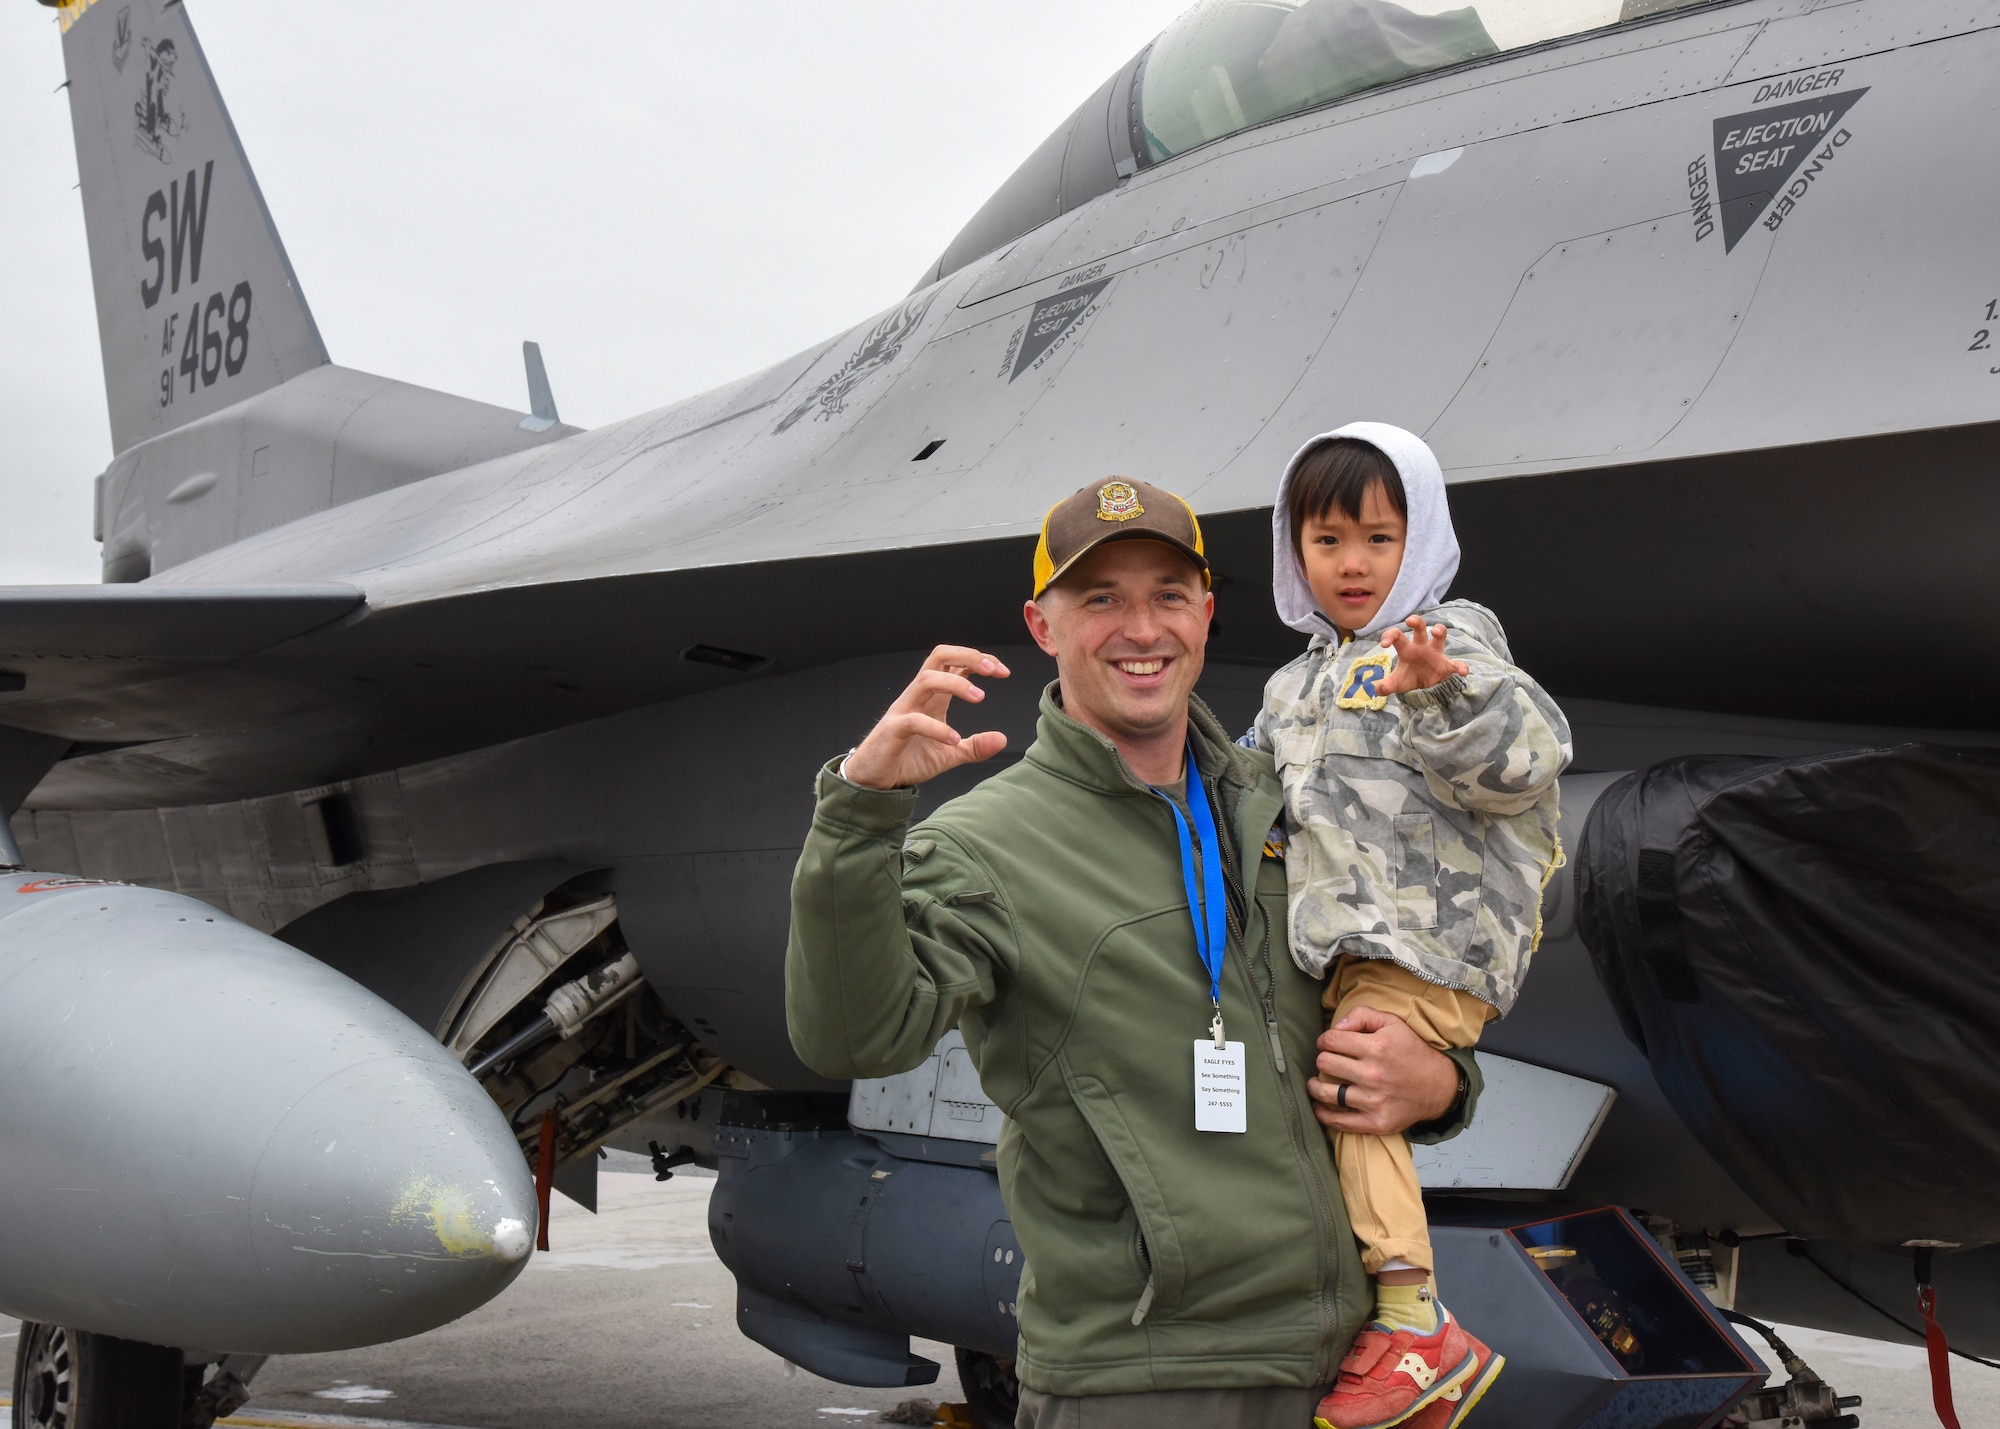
841, 646, 1012, 791
1376, 614, 1469, 696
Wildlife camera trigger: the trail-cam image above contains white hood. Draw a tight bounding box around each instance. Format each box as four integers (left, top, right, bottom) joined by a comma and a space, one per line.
1269, 421, 1460, 639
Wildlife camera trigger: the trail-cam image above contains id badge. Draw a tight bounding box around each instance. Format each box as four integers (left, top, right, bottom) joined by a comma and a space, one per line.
1193, 1041, 1248, 1133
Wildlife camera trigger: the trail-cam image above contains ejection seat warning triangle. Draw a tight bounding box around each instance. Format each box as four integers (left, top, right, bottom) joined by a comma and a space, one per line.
1010, 279, 1112, 381
1712, 88, 1866, 251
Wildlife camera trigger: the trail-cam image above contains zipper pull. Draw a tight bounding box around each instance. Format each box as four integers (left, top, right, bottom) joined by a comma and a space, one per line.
1267, 1019, 1287, 1074
1131, 1276, 1157, 1326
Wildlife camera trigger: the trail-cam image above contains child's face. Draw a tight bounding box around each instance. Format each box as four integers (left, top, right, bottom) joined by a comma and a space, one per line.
1298, 479, 1406, 636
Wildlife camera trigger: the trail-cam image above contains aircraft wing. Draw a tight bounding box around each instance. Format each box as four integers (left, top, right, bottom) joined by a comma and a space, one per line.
0, 504, 1258, 813
0, 540, 1074, 813
0, 584, 363, 659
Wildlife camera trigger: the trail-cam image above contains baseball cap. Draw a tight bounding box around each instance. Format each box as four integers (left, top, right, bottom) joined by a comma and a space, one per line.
1031, 479, 1209, 598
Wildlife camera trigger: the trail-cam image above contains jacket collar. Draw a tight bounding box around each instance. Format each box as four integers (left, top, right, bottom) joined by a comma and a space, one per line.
1026, 680, 1262, 802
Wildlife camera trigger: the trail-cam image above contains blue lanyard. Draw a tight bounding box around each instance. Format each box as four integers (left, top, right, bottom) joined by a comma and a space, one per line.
1156, 743, 1229, 1040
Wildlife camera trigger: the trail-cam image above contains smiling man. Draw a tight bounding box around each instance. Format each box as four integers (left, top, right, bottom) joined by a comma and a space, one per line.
786, 480, 1480, 1429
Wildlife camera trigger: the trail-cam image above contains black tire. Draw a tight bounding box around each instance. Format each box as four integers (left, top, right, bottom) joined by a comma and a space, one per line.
11, 1322, 183, 1429
955, 1346, 1020, 1429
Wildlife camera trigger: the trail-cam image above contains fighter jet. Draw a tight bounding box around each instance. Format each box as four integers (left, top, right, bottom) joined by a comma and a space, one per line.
8, 0, 1999, 1424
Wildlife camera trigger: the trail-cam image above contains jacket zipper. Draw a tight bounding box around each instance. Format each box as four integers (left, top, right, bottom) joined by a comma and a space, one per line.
1226, 777, 1345, 1381
1131, 1230, 1156, 1326
1111, 725, 1343, 1359
1258, 920, 1285, 1075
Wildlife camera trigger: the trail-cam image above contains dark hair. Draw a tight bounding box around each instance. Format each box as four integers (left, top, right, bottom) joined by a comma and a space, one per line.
1285, 438, 1407, 551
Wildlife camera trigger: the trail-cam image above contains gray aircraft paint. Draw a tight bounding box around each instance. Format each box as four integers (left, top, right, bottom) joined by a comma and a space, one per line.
11, 0, 1988, 800
58, 0, 326, 452
73, 4, 1995, 594
11, 0, 2000, 1372
0, 871, 536, 1351
98, 363, 581, 581
60, 0, 579, 583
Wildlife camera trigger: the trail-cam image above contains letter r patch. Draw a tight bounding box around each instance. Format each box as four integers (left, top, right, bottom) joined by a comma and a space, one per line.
1335, 650, 1394, 711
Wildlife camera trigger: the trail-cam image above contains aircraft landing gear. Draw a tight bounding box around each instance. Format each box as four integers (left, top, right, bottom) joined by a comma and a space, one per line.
10, 1321, 181, 1429
956, 1347, 1019, 1429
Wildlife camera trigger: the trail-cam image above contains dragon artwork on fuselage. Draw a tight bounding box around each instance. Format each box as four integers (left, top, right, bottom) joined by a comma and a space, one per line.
774, 292, 939, 433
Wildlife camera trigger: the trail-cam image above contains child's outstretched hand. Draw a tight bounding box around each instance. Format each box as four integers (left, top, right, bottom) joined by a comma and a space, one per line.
1376, 614, 1470, 695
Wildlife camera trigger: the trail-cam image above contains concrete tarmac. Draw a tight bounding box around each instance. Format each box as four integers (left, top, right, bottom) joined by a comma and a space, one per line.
5, 1166, 1998, 1428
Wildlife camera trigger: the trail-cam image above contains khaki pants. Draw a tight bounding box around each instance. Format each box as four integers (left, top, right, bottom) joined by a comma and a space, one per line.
1016, 1386, 1321, 1429
1324, 955, 1493, 1277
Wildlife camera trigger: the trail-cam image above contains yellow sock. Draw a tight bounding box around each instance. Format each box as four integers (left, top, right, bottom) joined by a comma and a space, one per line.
1375, 1281, 1442, 1335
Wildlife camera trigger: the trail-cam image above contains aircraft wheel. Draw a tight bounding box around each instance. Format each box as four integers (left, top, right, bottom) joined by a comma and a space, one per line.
954, 1347, 1019, 1429
11, 1321, 184, 1429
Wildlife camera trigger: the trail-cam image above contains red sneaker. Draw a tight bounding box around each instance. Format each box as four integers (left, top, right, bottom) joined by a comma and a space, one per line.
1400, 1328, 1505, 1429
1313, 1309, 1478, 1429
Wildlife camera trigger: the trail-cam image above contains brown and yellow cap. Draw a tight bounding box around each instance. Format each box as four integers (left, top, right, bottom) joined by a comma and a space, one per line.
1031, 479, 1209, 598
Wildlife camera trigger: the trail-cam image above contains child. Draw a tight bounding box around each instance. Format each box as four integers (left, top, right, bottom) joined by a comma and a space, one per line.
1247, 422, 1572, 1429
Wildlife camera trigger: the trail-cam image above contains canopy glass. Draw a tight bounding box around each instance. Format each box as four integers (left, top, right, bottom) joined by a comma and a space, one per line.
1137, 0, 1724, 163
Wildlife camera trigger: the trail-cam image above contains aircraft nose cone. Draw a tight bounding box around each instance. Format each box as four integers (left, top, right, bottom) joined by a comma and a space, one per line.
249, 1053, 538, 1346
0, 876, 537, 1353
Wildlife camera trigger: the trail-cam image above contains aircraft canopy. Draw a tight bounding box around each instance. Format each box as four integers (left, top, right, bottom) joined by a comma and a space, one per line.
1137, 0, 1720, 162
919, 0, 1733, 286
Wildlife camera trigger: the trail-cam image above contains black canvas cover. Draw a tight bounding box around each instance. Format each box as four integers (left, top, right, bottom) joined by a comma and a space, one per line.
1575, 745, 2000, 1249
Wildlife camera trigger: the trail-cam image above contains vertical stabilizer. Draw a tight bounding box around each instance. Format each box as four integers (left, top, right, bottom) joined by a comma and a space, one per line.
54, 0, 328, 454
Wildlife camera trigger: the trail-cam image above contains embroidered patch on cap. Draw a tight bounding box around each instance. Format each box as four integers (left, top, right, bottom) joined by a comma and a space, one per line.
1095, 481, 1145, 522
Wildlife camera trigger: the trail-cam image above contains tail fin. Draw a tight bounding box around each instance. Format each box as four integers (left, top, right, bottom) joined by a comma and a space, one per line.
55, 0, 327, 454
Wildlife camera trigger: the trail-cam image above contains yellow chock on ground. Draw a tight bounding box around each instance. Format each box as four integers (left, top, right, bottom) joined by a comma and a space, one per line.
933, 1403, 976, 1429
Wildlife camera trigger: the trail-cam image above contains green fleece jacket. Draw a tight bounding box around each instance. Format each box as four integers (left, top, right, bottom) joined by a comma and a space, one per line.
786, 685, 1480, 1396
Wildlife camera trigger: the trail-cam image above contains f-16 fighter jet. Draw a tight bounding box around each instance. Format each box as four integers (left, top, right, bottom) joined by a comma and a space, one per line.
8, 1, 1999, 1425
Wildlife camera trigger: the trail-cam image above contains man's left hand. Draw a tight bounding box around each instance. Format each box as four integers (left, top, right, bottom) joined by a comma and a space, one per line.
1308, 1003, 1461, 1135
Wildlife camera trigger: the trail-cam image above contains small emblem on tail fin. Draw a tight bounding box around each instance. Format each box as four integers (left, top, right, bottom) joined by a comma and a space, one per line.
134, 36, 183, 163
111, 6, 132, 72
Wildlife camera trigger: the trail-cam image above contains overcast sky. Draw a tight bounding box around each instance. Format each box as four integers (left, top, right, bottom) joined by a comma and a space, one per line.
0, 0, 1185, 583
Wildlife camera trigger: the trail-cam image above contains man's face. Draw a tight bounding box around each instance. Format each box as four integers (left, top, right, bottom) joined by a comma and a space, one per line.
1023, 539, 1212, 753
1298, 479, 1407, 636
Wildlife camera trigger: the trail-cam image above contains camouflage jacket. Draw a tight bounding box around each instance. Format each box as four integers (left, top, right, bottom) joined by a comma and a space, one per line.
1248, 600, 1572, 1015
